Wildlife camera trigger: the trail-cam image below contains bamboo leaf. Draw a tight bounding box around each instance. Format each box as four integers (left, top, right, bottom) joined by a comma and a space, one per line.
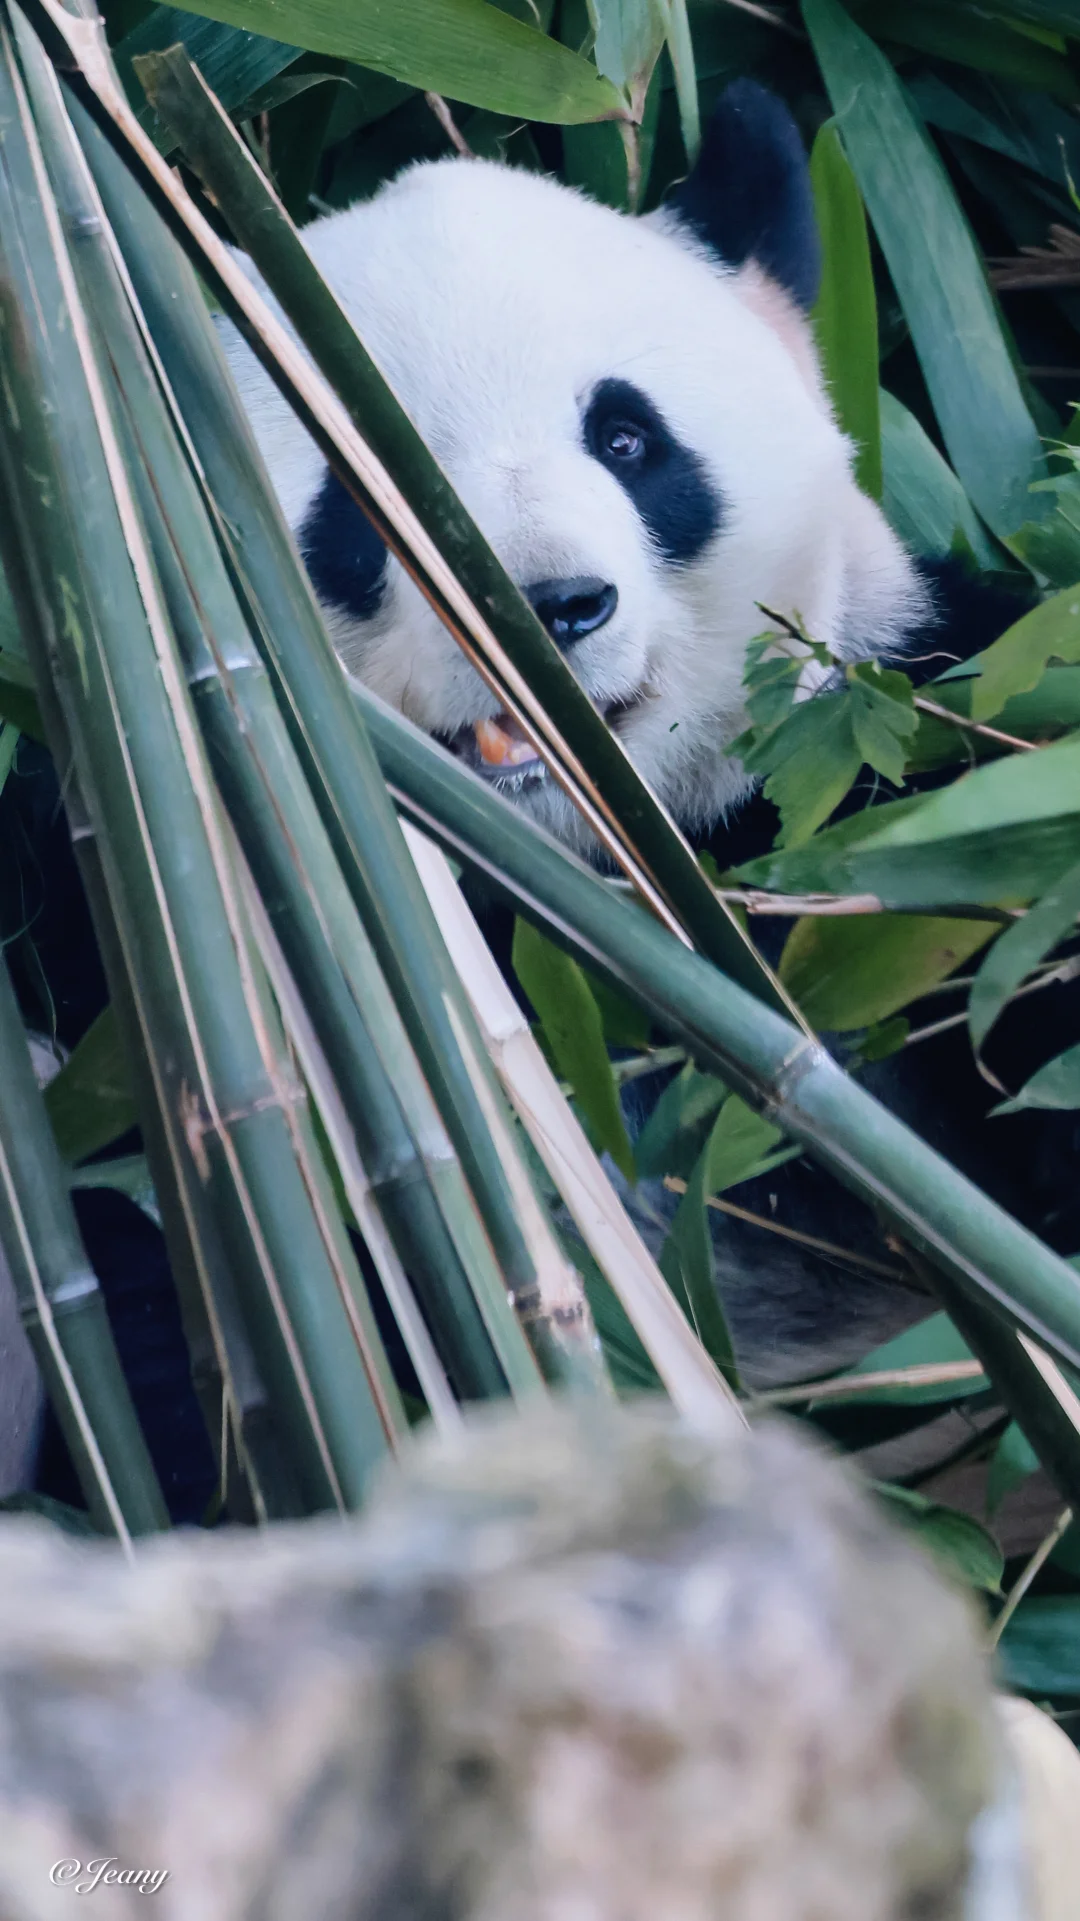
633, 1061, 726, 1180
780, 914, 994, 1033
847, 0, 1080, 101
734, 692, 863, 848
995, 1041, 1080, 1114
988, 1420, 1041, 1514
879, 391, 998, 569
43, 1007, 138, 1166
969, 858, 1080, 1048
512, 916, 635, 1182
662, 0, 698, 166
117, 4, 300, 139
737, 735, 1080, 907
702, 1092, 783, 1196
810, 118, 881, 500
877, 1484, 1004, 1595
162, 0, 630, 123
659, 1116, 739, 1385
999, 1597, 1080, 1700
588, 0, 666, 108
239, 68, 341, 115
967, 585, 1080, 722
846, 661, 917, 785
803, 0, 1047, 541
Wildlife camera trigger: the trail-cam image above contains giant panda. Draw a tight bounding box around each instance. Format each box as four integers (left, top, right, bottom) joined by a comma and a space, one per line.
223, 82, 931, 857
2, 82, 1076, 1513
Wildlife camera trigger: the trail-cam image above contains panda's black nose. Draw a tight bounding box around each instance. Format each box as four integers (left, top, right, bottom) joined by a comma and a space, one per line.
524, 576, 618, 649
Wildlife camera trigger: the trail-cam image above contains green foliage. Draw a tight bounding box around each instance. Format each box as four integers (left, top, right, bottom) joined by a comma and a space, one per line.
737, 734, 1080, 907
969, 858, 1080, 1047
804, 0, 1050, 543
967, 584, 1080, 720
995, 1038, 1080, 1111
43, 1008, 138, 1166
512, 917, 635, 1179
810, 119, 881, 499
988, 1419, 1042, 1513
877, 1482, 1004, 1595
168, 0, 629, 123
780, 914, 994, 1033
730, 633, 916, 846
999, 1597, 1080, 1699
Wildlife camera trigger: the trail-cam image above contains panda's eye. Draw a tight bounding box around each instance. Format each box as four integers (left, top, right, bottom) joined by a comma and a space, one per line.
602, 421, 645, 461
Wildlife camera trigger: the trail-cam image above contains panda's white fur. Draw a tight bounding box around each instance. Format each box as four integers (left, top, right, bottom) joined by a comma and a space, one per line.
221, 154, 930, 849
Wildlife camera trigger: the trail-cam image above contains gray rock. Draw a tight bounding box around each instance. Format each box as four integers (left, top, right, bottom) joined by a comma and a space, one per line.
0, 1400, 997, 1919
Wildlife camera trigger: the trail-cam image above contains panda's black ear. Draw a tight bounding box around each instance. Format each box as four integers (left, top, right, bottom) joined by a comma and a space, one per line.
665, 80, 821, 311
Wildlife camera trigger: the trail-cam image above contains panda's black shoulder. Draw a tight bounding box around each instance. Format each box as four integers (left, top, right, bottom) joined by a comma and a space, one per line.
888, 556, 1036, 688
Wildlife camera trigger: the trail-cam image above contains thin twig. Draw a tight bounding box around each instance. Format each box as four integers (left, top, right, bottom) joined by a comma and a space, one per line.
913, 694, 1038, 753
424, 92, 474, 158
662, 1176, 910, 1281
712, 888, 1020, 924
756, 1359, 988, 1408
612, 1045, 686, 1086
989, 1506, 1074, 1649
720, 0, 799, 25
719, 889, 885, 916
905, 955, 1080, 1048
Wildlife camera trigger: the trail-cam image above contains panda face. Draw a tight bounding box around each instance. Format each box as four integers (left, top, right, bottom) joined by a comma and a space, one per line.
223, 101, 928, 851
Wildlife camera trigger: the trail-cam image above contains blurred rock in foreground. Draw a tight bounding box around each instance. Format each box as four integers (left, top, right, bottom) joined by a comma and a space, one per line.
0, 1400, 997, 1920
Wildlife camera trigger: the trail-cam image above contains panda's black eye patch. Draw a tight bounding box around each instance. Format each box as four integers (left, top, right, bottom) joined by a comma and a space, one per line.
298, 465, 388, 622
583, 378, 723, 565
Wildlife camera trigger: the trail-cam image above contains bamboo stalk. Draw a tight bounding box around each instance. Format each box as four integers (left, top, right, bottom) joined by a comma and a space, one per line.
0, 946, 167, 1539
402, 820, 744, 1434
69, 88, 573, 1357
234, 850, 462, 1434
0, 263, 275, 1524
21, 0, 799, 1026
0, 8, 395, 1513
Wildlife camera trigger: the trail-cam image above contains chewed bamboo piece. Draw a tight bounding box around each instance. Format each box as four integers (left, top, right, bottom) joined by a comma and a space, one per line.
402, 821, 745, 1435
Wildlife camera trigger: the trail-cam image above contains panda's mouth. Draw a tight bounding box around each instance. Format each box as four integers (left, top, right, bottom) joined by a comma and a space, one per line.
441, 692, 643, 790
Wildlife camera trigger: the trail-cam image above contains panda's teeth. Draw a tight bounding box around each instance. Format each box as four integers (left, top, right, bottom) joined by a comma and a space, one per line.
473, 714, 540, 767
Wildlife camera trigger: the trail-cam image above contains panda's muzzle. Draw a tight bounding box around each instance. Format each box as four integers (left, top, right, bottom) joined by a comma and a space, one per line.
438, 574, 632, 786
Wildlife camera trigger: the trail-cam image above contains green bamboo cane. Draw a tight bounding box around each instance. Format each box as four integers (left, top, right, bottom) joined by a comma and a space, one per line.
0, 946, 167, 1539
22, 46, 554, 1403
15, 0, 797, 1024
67, 83, 570, 1348
23, 14, 517, 1403
0, 8, 399, 1514
20, 595, 284, 1520
347, 686, 1080, 1382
